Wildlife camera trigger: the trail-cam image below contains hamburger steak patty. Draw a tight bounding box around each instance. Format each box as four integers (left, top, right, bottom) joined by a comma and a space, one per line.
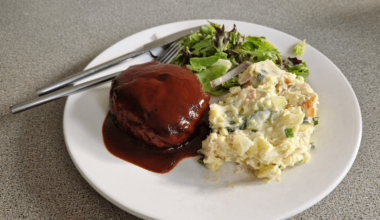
109, 61, 210, 148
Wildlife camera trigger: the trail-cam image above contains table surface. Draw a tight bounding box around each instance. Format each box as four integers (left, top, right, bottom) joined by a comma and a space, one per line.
1, 0, 379, 219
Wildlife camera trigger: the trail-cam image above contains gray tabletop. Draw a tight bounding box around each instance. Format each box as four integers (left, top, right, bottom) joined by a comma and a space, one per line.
1, 0, 379, 219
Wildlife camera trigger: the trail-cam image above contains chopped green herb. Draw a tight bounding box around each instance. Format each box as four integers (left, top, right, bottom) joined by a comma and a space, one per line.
266, 110, 276, 123
197, 152, 205, 165
285, 128, 294, 138
312, 117, 319, 126
198, 158, 205, 165
226, 127, 236, 133
278, 165, 282, 168
229, 120, 236, 125
251, 129, 258, 133
298, 160, 304, 164
310, 142, 315, 149
237, 114, 247, 130
257, 103, 264, 111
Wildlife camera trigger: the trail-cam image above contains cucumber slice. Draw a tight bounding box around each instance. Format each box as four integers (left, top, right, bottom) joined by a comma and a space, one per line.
271, 96, 287, 109
247, 110, 271, 130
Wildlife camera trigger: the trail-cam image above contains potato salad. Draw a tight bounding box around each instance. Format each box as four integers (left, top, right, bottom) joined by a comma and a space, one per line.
199, 60, 319, 182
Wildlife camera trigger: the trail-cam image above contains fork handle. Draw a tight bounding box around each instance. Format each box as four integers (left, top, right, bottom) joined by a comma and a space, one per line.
11, 71, 121, 114
36, 49, 146, 96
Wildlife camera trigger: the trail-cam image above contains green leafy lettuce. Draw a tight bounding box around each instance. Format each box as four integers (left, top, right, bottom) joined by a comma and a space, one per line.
292, 39, 308, 57
287, 61, 309, 78
195, 58, 232, 95
171, 22, 310, 95
196, 64, 230, 95
189, 52, 227, 70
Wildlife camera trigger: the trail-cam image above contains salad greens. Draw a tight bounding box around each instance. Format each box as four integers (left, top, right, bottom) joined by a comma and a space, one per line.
287, 61, 309, 78
171, 22, 310, 95
292, 39, 308, 58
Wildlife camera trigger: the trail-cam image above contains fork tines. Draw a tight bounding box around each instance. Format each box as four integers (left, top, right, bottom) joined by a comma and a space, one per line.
156, 42, 184, 64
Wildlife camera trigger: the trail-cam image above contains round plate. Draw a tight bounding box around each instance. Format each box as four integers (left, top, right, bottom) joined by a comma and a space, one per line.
63, 19, 362, 220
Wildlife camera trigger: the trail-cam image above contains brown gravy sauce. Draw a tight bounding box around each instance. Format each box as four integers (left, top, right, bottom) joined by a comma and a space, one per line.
102, 108, 209, 173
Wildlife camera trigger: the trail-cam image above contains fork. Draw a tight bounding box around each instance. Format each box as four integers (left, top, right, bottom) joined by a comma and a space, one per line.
10, 43, 184, 114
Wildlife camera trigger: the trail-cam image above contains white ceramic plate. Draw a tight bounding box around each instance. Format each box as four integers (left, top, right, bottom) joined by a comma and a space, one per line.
63, 20, 362, 220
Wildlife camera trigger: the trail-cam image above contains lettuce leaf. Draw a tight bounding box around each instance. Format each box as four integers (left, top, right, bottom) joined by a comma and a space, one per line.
231, 36, 280, 63
292, 39, 308, 57
222, 77, 240, 89
195, 59, 231, 95
191, 40, 212, 55
189, 52, 227, 70
199, 24, 216, 35
287, 61, 309, 77
196, 65, 229, 95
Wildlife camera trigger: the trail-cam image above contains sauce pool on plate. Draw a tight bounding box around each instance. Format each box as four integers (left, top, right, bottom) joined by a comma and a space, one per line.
102, 109, 209, 173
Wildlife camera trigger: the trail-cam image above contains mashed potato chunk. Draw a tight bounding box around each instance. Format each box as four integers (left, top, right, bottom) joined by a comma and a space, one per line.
199, 60, 319, 182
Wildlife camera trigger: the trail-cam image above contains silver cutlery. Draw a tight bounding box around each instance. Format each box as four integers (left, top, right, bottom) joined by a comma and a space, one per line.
10, 42, 184, 114
35, 25, 201, 96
